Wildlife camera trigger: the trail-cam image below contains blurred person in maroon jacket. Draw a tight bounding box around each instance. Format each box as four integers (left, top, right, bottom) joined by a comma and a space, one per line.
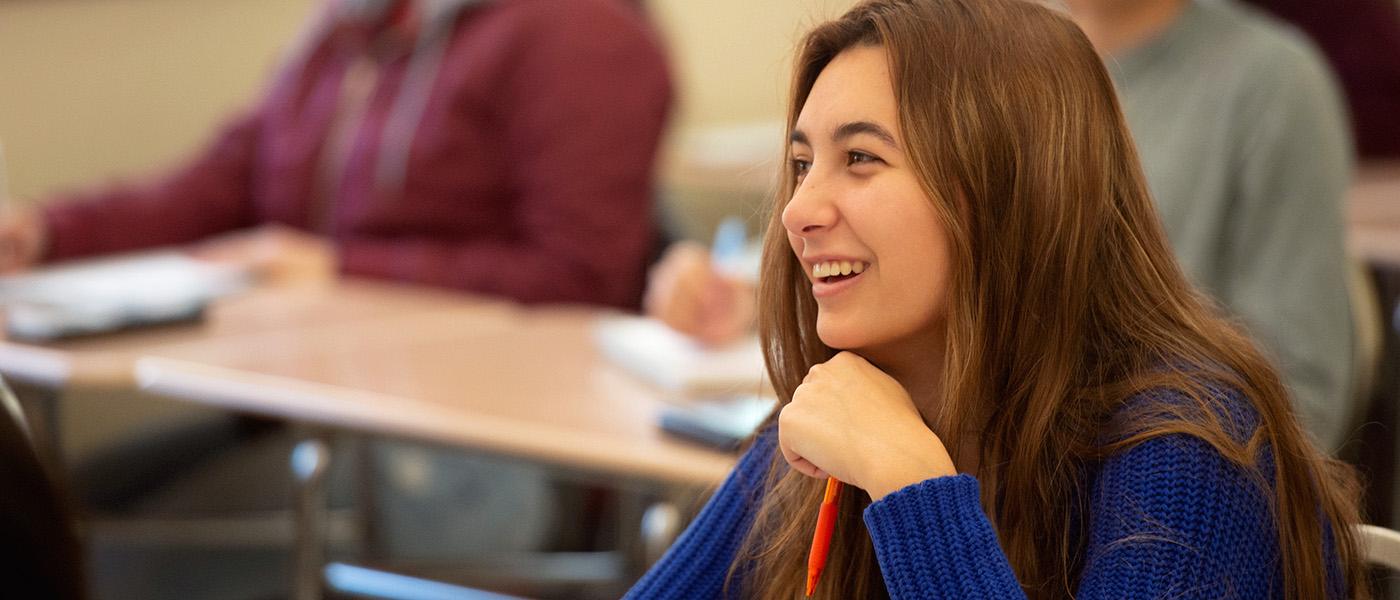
1239, 0, 1400, 158
0, 0, 672, 309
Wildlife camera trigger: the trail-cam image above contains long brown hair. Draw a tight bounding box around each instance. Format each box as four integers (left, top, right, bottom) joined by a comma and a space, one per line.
734, 0, 1366, 598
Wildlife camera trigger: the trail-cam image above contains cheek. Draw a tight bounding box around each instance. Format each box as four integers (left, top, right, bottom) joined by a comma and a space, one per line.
876, 210, 951, 321
913, 253, 951, 323
888, 252, 946, 319
787, 233, 807, 277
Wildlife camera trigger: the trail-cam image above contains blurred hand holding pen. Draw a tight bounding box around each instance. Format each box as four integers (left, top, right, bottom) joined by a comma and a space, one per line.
644, 215, 758, 346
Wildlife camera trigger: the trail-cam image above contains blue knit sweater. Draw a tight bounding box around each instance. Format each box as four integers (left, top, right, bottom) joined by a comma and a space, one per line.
625, 392, 1342, 598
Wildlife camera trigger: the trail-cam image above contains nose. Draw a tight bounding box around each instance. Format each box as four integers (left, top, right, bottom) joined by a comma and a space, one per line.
781, 172, 839, 237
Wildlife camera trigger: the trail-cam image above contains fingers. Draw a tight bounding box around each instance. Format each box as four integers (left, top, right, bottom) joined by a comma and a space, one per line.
693, 277, 747, 345
645, 242, 744, 342
801, 361, 829, 385
648, 270, 707, 336
643, 241, 758, 346
826, 351, 867, 369
0, 211, 44, 273
644, 244, 704, 318
186, 229, 272, 275
779, 393, 832, 480
779, 430, 827, 479
802, 353, 859, 382
0, 232, 26, 273
791, 458, 828, 480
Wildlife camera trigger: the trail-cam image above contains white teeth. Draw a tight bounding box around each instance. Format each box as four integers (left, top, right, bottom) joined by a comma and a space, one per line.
812, 260, 868, 279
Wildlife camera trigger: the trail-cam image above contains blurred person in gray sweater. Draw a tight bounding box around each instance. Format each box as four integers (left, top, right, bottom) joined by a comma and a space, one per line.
1067, 0, 1355, 451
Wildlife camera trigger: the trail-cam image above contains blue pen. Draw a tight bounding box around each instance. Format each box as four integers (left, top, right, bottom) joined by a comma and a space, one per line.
711, 215, 748, 278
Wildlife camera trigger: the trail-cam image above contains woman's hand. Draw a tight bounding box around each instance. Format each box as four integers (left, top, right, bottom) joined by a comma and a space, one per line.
643, 241, 755, 346
0, 208, 48, 274
189, 224, 336, 284
778, 351, 957, 501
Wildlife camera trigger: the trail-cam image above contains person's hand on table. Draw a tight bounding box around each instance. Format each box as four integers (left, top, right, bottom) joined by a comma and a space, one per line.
0, 208, 48, 274
643, 241, 756, 346
188, 224, 337, 284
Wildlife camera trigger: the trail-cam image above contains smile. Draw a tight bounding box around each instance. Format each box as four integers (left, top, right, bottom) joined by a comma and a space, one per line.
812, 260, 868, 279
811, 260, 869, 298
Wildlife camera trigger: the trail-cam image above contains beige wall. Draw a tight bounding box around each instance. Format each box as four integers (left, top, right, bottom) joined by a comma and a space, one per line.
0, 0, 853, 206
649, 0, 857, 132
649, 0, 859, 241
0, 0, 317, 456
0, 0, 317, 203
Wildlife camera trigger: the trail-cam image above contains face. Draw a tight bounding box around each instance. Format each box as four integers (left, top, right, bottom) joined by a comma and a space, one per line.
783, 45, 951, 361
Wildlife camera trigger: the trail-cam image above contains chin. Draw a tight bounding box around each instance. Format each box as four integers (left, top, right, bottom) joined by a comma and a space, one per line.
815, 313, 874, 350
817, 309, 940, 362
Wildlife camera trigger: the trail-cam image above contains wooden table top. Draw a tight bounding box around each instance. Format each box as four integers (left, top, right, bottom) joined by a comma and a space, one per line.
134, 302, 741, 486
0, 278, 485, 389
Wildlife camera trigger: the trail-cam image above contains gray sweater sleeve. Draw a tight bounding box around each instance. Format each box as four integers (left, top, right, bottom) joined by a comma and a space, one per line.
1223, 39, 1355, 451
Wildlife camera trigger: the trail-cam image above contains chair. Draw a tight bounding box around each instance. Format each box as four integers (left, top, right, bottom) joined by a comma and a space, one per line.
0, 376, 27, 438
1348, 258, 1384, 413
1357, 524, 1400, 572
0, 376, 87, 599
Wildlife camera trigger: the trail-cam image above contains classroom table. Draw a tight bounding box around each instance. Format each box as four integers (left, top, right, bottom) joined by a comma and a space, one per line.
133, 298, 739, 487
0, 277, 481, 473
0, 277, 476, 390
0, 276, 741, 598
130, 291, 741, 598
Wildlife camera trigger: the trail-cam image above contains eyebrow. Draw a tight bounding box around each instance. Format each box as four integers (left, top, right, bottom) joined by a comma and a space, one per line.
789, 121, 900, 150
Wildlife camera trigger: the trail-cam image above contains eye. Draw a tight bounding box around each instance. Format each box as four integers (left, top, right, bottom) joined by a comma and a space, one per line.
846, 151, 882, 167
792, 158, 812, 179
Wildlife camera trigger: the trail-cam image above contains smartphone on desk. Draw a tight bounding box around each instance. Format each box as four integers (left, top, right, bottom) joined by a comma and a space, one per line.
660, 394, 775, 451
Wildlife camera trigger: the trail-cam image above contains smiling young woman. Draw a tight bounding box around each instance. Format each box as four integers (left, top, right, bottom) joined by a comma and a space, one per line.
624, 0, 1367, 598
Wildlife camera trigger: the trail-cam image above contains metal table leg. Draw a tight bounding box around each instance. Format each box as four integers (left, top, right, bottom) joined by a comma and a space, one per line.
292, 433, 332, 600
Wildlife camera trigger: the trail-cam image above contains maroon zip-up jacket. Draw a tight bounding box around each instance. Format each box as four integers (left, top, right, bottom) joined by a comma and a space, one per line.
42, 0, 672, 309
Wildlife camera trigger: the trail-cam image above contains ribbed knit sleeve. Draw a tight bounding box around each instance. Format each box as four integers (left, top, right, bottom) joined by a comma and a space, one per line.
863, 475, 1022, 598
864, 432, 1290, 599
624, 429, 777, 599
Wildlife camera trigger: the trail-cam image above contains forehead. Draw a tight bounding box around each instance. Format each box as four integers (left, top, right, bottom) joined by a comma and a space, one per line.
794, 45, 899, 141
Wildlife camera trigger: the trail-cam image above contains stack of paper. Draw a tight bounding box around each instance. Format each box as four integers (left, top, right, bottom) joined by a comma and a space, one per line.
595, 316, 773, 449
0, 252, 252, 341
593, 316, 767, 396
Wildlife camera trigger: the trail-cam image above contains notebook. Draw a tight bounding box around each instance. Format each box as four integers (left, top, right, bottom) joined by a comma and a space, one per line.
0, 252, 252, 341
593, 315, 767, 396
595, 316, 772, 449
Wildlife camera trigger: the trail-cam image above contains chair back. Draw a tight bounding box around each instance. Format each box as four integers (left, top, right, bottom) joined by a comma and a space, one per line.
1357, 524, 1400, 572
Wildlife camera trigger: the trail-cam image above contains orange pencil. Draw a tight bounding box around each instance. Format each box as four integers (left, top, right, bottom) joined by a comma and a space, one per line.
805, 476, 842, 597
